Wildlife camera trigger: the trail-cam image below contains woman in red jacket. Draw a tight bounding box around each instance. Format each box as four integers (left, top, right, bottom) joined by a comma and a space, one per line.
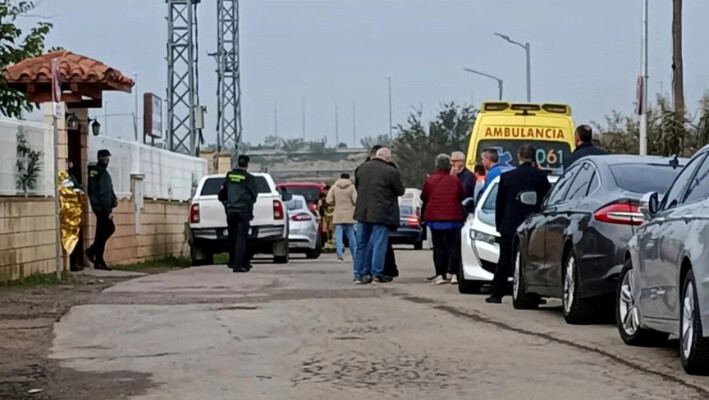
421, 154, 467, 285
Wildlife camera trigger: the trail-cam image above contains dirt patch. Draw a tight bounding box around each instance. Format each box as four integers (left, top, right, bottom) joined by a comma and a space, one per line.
0, 275, 153, 400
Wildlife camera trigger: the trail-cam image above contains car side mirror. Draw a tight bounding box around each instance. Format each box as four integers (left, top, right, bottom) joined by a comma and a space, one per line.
518, 191, 537, 206
639, 192, 659, 219
462, 197, 476, 213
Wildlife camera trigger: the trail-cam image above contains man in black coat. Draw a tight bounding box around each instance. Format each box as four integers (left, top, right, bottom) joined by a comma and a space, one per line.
356, 145, 400, 280
488, 145, 552, 303
87, 149, 118, 271
353, 147, 405, 284
564, 125, 608, 168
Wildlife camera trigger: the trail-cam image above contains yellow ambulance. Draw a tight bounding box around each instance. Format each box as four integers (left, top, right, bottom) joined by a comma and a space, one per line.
465, 102, 576, 175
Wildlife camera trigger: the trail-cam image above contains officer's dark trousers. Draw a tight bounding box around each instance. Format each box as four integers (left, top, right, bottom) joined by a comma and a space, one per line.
227, 212, 250, 270
491, 234, 514, 299
91, 212, 115, 264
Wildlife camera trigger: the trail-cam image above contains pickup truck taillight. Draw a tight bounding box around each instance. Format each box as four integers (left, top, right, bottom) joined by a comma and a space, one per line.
273, 200, 284, 220
189, 203, 200, 223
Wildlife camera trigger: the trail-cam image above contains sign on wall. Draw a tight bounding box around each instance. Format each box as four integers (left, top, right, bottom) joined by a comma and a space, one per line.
143, 93, 163, 139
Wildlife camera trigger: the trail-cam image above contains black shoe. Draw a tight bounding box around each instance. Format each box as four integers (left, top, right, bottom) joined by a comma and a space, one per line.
372, 275, 393, 284
233, 267, 249, 273
363, 275, 373, 284
425, 274, 437, 281
86, 247, 96, 264
485, 296, 502, 304
70, 265, 85, 272
95, 264, 112, 271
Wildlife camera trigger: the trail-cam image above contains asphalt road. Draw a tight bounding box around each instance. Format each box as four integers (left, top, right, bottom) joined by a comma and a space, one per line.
50, 250, 709, 400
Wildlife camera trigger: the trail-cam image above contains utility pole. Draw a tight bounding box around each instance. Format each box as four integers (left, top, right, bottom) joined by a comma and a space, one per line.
274, 100, 278, 137
672, 0, 685, 119
352, 100, 357, 148
301, 97, 306, 140
639, 0, 649, 155
335, 104, 339, 145
133, 72, 138, 141
385, 76, 392, 138
214, 0, 242, 157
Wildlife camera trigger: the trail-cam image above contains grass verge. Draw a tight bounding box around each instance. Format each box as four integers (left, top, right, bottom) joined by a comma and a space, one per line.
112, 256, 192, 273
0, 271, 74, 288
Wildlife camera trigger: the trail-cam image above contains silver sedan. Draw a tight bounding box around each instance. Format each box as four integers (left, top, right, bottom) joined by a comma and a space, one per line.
285, 195, 322, 259
616, 145, 709, 375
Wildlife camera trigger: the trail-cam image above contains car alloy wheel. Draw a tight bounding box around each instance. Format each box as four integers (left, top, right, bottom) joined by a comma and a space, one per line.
682, 281, 695, 360
563, 256, 575, 315
619, 268, 639, 336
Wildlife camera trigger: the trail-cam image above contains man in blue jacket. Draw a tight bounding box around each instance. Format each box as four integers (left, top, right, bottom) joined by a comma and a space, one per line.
477, 148, 503, 201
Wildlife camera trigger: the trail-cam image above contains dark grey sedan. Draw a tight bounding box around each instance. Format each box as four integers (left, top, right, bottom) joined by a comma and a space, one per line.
512, 155, 685, 324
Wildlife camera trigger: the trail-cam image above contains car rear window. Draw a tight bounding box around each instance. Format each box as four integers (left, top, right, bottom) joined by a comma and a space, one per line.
400, 205, 415, 216
200, 176, 271, 196
285, 198, 305, 211
609, 164, 683, 194
281, 187, 322, 202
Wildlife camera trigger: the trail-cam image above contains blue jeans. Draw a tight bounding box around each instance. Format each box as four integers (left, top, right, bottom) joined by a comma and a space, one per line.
353, 223, 389, 279
335, 224, 357, 259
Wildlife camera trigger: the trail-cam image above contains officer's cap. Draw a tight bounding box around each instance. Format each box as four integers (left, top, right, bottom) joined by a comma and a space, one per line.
237, 155, 250, 165
97, 149, 112, 158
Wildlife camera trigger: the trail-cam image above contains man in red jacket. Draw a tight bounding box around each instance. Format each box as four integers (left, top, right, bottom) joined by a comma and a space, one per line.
421, 154, 467, 285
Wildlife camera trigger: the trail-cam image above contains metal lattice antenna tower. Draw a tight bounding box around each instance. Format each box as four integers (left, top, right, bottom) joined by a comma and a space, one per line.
166, 0, 199, 155
215, 0, 242, 155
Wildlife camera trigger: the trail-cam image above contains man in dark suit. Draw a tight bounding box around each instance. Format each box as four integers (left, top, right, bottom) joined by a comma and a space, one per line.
564, 124, 608, 168
488, 145, 552, 303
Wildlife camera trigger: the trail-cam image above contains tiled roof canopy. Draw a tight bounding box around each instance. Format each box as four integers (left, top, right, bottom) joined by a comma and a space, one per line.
2, 50, 134, 108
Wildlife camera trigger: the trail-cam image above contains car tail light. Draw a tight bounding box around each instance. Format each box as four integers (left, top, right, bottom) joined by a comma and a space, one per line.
189, 203, 200, 224
594, 202, 643, 226
406, 215, 420, 227
291, 213, 313, 222
273, 200, 284, 220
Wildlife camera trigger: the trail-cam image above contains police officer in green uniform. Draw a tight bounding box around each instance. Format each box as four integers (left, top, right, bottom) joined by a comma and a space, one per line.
218, 155, 258, 273
87, 149, 117, 270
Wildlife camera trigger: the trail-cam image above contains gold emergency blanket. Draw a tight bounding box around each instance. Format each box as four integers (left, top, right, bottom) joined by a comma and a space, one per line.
58, 171, 84, 254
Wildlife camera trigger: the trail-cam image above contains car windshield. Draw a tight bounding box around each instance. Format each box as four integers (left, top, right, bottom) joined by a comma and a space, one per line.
400, 205, 415, 216
200, 176, 270, 196
282, 187, 321, 202
477, 183, 498, 227
609, 164, 684, 194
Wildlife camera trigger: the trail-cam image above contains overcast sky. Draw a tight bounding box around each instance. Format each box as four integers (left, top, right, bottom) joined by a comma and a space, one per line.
29, 0, 709, 147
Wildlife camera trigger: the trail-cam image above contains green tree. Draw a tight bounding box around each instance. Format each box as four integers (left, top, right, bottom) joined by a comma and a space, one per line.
392, 103, 476, 188
360, 134, 392, 150
0, 1, 53, 118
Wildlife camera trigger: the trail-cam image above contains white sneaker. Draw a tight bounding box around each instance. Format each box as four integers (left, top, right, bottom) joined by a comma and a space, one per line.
450, 274, 458, 285
432, 275, 449, 285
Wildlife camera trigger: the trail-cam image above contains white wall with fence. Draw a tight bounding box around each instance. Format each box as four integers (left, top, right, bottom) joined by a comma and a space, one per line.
90, 136, 207, 201
0, 117, 53, 197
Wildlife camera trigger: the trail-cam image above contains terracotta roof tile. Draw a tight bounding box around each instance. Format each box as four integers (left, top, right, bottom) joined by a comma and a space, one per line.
3, 50, 134, 92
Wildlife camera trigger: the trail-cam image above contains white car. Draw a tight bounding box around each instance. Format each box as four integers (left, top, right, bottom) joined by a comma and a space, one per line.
187, 172, 290, 265
458, 173, 558, 294
285, 195, 322, 259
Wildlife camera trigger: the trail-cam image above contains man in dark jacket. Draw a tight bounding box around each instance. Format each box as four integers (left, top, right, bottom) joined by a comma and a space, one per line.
357, 145, 400, 280
564, 125, 608, 168
353, 147, 405, 284
219, 155, 258, 273
87, 149, 117, 270
488, 145, 551, 303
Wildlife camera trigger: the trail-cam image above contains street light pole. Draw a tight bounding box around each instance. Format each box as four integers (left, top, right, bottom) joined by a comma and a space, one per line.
495, 33, 531, 102
385, 76, 393, 139
463, 68, 503, 100
133, 72, 138, 141
639, 0, 649, 155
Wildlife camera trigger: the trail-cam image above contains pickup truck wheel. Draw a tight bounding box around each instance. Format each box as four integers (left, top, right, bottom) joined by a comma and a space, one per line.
190, 245, 213, 267
274, 254, 289, 264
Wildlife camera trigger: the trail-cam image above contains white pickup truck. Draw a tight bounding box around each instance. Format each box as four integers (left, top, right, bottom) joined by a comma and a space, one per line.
187, 172, 289, 265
